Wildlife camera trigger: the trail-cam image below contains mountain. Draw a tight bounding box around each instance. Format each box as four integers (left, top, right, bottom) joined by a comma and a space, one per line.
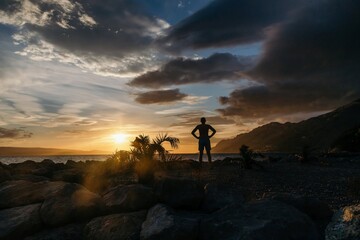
0, 147, 108, 156
213, 99, 360, 153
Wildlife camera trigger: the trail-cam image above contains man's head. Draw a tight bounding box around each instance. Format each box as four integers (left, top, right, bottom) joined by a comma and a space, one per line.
201, 117, 206, 124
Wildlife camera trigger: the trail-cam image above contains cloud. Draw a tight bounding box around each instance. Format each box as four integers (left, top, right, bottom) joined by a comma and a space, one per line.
0, 0, 169, 77
0, 127, 33, 139
129, 53, 255, 88
218, 0, 360, 118
135, 89, 188, 104
171, 115, 236, 127
0, 0, 168, 56
159, 0, 307, 52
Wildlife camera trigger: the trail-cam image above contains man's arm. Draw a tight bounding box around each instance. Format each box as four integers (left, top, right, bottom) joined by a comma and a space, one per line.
209, 125, 216, 138
191, 126, 199, 139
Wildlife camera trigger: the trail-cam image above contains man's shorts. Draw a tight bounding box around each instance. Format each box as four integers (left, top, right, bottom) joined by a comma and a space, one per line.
199, 138, 211, 152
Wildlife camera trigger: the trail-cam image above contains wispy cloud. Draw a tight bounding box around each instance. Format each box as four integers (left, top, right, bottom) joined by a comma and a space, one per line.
1, 0, 170, 77
0, 127, 33, 139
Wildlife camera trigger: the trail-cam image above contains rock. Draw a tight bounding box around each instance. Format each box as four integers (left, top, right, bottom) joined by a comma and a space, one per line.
0, 203, 42, 240
200, 200, 319, 240
103, 184, 157, 213
52, 169, 84, 183
140, 204, 199, 240
12, 174, 49, 182
8, 160, 37, 175
8, 160, 53, 177
269, 194, 333, 238
0, 165, 11, 183
201, 183, 245, 213
325, 204, 360, 240
40, 186, 104, 227
24, 223, 85, 240
39, 159, 56, 168
0, 180, 77, 209
154, 177, 204, 210
84, 211, 146, 240
270, 194, 333, 221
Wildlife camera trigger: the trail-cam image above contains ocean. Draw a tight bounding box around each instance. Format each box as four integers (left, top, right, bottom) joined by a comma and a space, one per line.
0, 153, 243, 165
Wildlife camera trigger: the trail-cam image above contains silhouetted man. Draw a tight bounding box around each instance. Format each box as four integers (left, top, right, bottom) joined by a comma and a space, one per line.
191, 117, 216, 164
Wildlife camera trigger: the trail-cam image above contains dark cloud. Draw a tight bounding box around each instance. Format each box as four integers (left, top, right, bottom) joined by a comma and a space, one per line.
171, 115, 235, 127
0, 127, 33, 139
135, 89, 188, 104
217, 85, 345, 118
129, 53, 255, 88
218, 0, 360, 118
159, 0, 308, 52
2, 0, 167, 57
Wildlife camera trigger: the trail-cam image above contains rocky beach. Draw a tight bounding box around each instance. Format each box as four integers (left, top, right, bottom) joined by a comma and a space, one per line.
1, 154, 360, 240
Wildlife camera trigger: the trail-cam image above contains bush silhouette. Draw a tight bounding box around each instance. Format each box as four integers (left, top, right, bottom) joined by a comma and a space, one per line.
130, 133, 179, 184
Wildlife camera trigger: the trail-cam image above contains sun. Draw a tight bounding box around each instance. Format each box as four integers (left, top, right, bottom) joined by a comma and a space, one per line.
113, 133, 127, 144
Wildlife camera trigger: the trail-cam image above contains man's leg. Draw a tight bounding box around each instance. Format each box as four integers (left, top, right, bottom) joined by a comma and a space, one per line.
205, 141, 212, 163
199, 150, 204, 163
206, 149, 212, 163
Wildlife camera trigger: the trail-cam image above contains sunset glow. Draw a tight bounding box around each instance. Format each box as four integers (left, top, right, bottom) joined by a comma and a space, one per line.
113, 133, 128, 144
0, 0, 358, 154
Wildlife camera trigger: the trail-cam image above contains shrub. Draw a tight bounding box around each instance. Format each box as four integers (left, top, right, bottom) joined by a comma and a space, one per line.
130, 133, 179, 184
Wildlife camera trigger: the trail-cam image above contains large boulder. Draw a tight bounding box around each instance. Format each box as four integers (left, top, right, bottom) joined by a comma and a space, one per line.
270, 194, 333, 221
0, 180, 78, 209
269, 194, 333, 238
154, 177, 204, 210
0, 203, 42, 240
52, 169, 84, 183
140, 204, 199, 240
0, 165, 11, 183
103, 184, 157, 213
24, 223, 85, 240
8, 160, 38, 175
200, 200, 319, 240
8, 160, 53, 177
40, 185, 104, 227
12, 174, 49, 182
201, 183, 245, 213
84, 211, 147, 240
325, 204, 360, 240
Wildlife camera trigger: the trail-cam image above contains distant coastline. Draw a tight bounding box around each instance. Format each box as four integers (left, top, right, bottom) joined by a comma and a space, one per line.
0, 147, 109, 157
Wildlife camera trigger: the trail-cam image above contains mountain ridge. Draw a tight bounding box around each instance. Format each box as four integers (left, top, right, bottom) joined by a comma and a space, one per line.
213, 99, 360, 153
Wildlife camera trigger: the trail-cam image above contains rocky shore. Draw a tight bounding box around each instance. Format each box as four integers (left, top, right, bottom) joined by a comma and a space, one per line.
0, 156, 359, 240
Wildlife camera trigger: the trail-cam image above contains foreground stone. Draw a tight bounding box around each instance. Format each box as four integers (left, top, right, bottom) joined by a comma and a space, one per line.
202, 182, 245, 213
270, 194, 333, 238
24, 223, 85, 240
0, 180, 77, 209
12, 174, 49, 182
103, 184, 157, 213
200, 200, 319, 240
52, 169, 84, 183
155, 177, 204, 210
0, 203, 42, 240
141, 204, 199, 240
85, 211, 146, 240
325, 204, 360, 240
8, 160, 55, 177
40, 185, 104, 227
0, 165, 11, 183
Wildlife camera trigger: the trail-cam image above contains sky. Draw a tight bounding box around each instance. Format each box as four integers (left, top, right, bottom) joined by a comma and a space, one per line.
0, 0, 359, 153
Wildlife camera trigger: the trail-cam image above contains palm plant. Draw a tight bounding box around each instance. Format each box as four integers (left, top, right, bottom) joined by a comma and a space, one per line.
130, 133, 179, 183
